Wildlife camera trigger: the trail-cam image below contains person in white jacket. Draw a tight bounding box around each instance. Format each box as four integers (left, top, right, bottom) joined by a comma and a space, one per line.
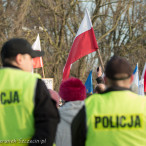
55, 77, 86, 146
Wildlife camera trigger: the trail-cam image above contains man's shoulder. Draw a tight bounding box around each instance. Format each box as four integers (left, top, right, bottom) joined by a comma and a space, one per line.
85, 93, 102, 104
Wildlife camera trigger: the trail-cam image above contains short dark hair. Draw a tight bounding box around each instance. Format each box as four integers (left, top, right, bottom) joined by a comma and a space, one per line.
1, 57, 16, 65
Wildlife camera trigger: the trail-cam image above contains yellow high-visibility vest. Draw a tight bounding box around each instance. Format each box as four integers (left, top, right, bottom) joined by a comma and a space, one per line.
85, 91, 146, 146
0, 68, 40, 146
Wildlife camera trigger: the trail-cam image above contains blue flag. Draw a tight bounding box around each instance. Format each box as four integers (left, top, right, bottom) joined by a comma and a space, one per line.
133, 63, 139, 87
131, 63, 140, 95
85, 70, 93, 94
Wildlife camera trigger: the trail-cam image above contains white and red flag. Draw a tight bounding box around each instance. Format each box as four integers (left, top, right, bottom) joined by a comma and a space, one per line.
62, 9, 98, 80
141, 63, 146, 92
32, 34, 44, 68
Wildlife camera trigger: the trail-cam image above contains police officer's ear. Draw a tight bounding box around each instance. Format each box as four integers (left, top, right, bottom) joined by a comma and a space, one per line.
15, 54, 24, 65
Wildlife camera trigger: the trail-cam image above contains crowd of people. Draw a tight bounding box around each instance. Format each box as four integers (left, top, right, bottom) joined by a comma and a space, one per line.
0, 38, 146, 146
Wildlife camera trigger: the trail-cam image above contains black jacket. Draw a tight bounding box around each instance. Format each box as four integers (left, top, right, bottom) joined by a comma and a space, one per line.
3, 64, 60, 146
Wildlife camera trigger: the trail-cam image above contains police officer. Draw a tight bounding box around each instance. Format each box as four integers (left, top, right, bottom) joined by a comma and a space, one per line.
71, 56, 146, 146
0, 38, 60, 146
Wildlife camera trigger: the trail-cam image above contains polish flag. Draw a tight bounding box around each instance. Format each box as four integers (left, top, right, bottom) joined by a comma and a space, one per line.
32, 34, 43, 68
62, 9, 98, 80
141, 63, 146, 92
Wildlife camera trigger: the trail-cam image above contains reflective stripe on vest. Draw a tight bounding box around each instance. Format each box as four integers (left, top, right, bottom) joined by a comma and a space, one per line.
85, 91, 146, 146
0, 68, 40, 145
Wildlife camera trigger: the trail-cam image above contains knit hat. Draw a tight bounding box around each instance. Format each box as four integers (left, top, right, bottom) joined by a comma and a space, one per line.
105, 56, 133, 80
59, 77, 86, 101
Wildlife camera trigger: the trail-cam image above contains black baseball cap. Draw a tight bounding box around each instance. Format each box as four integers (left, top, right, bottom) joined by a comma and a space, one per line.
1, 38, 44, 60
105, 56, 133, 80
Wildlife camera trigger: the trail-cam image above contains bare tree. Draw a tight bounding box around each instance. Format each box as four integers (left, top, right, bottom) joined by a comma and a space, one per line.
0, 0, 145, 90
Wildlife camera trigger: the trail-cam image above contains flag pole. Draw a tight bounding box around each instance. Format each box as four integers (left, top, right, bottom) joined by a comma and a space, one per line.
97, 49, 105, 72
42, 66, 45, 78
